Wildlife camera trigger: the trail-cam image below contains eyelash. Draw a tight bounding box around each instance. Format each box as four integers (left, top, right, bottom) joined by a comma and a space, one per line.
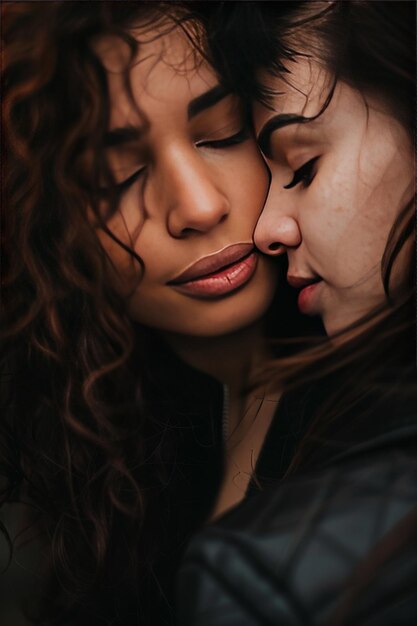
109, 128, 250, 195
113, 167, 146, 193
196, 128, 250, 149
284, 156, 319, 190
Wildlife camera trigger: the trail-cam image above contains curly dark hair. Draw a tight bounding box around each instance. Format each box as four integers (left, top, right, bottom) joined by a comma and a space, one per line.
1, 2, 218, 624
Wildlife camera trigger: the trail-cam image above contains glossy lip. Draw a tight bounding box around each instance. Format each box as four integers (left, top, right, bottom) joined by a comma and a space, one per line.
168, 247, 258, 300
169, 243, 254, 284
287, 274, 323, 314
287, 274, 322, 289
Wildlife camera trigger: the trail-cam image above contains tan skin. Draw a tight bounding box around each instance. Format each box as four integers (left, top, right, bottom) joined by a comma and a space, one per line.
93, 24, 280, 519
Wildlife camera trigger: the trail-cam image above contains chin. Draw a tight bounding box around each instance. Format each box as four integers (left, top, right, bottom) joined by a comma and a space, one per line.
323, 310, 359, 338
185, 307, 268, 338
322, 310, 341, 337
171, 287, 277, 337
135, 266, 278, 338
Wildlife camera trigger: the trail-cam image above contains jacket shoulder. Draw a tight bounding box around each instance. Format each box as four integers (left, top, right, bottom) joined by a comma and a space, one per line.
178, 447, 417, 625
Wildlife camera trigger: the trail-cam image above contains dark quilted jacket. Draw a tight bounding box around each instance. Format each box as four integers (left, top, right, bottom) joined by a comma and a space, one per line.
178, 417, 417, 626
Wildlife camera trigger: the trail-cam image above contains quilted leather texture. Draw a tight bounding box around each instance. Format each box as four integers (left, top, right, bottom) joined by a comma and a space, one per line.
178, 447, 417, 626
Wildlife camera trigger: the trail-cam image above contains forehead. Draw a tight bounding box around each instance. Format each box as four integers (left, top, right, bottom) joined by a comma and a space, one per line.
93, 23, 217, 128
254, 59, 333, 130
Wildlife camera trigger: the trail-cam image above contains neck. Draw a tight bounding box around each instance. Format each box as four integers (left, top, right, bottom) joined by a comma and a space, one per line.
163, 321, 269, 392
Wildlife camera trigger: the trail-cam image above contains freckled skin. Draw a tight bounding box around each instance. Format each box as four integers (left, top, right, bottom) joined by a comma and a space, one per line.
93, 25, 277, 337
253, 59, 414, 335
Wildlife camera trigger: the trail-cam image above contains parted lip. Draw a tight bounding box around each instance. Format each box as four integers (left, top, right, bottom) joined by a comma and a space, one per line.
168, 243, 255, 284
287, 274, 322, 289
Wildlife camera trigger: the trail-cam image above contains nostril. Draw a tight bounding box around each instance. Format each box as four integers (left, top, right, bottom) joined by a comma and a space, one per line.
268, 242, 281, 251
180, 227, 194, 237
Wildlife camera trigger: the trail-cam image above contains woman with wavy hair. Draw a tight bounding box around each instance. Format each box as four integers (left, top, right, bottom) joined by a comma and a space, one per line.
0, 2, 301, 624
179, 2, 417, 624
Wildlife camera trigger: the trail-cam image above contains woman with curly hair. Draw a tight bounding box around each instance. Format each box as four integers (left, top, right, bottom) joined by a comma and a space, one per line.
0, 2, 300, 624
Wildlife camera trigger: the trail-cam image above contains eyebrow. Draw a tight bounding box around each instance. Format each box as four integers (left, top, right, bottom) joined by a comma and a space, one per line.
188, 84, 230, 120
103, 126, 144, 148
103, 85, 230, 148
257, 113, 311, 158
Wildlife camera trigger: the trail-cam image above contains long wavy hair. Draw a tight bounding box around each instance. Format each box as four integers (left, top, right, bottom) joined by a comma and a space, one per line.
204, 0, 416, 468
1, 2, 212, 624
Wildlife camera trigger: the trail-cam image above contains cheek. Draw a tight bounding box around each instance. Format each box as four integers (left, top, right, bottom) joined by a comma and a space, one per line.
93, 206, 146, 295
307, 157, 372, 243
300, 172, 368, 281
222, 144, 268, 217
131, 225, 171, 283
302, 174, 353, 252
95, 230, 142, 296
305, 174, 395, 284
310, 211, 382, 283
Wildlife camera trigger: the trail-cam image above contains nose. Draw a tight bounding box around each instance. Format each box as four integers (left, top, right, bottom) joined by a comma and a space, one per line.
254, 195, 301, 256
164, 148, 230, 238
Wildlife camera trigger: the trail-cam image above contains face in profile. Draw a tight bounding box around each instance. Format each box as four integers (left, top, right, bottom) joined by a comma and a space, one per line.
253, 59, 414, 336
91, 22, 277, 338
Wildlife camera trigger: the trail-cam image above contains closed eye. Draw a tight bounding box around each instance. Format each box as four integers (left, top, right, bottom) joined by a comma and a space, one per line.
100, 166, 146, 196
114, 166, 146, 192
284, 156, 319, 189
196, 128, 250, 149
